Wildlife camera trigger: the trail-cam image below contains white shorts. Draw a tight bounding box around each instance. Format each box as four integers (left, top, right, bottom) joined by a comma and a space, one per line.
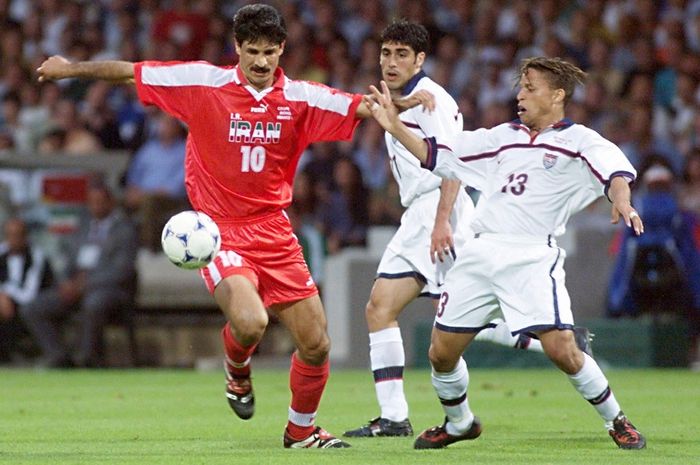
435, 233, 574, 335
376, 188, 474, 298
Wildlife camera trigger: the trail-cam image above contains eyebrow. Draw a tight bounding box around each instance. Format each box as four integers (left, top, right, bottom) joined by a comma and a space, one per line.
382, 46, 411, 53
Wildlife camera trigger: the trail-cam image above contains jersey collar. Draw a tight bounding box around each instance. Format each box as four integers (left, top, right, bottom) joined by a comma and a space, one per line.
508, 117, 575, 131
233, 65, 286, 90
401, 70, 427, 96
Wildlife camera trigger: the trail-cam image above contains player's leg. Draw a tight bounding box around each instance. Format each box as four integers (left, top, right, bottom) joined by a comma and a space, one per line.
344, 276, 422, 438
413, 328, 482, 449
473, 318, 545, 350
539, 329, 645, 449
273, 295, 349, 448
215, 274, 268, 420
474, 320, 594, 356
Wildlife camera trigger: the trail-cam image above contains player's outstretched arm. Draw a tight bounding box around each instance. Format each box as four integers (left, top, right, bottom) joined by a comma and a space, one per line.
364, 81, 429, 163
356, 88, 435, 119
37, 56, 135, 84
609, 175, 644, 236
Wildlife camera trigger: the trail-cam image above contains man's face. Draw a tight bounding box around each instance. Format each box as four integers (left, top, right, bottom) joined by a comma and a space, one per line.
516, 68, 563, 129
380, 42, 424, 92
87, 188, 113, 220
4, 219, 27, 253
235, 39, 284, 91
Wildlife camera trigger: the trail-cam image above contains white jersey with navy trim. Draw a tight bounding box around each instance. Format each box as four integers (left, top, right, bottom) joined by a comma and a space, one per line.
425, 119, 636, 237
387, 72, 463, 208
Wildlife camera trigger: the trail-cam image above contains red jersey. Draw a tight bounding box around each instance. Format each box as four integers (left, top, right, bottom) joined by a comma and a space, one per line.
133, 62, 362, 222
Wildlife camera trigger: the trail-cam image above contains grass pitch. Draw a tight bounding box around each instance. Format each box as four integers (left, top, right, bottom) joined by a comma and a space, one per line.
1, 367, 697, 464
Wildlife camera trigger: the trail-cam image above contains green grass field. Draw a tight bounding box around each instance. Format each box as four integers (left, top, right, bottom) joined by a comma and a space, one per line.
1, 367, 698, 464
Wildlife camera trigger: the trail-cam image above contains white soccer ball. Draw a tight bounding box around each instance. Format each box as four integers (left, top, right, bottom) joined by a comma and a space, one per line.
161, 210, 221, 270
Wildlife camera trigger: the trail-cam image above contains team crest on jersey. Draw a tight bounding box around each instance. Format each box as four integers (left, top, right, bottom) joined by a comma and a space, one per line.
543, 153, 558, 169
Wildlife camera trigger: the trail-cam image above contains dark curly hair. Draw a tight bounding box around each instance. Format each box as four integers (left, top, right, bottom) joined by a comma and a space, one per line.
233, 4, 287, 45
380, 20, 429, 55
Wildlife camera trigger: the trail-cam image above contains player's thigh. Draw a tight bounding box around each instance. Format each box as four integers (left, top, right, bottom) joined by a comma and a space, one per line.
434, 255, 501, 332
366, 277, 423, 327
271, 294, 329, 363
493, 245, 573, 331
214, 274, 268, 337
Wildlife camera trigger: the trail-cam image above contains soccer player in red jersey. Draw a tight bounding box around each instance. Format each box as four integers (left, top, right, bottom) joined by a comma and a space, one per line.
36, 3, 430, 449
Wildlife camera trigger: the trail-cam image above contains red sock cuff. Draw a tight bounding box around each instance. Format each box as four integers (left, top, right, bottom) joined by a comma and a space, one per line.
291, 352, 329, 376
222, 322, 257, 363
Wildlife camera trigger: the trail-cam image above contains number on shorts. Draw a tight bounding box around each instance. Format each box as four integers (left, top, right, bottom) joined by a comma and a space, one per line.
437, 292, 449, 317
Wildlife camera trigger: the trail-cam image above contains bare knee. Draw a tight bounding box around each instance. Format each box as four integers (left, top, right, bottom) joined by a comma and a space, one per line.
297, 331, 330, 365
230, 311, 268, 347
541, 330, 584, 374
365, 297, 397, 332
428, 342, 461, 372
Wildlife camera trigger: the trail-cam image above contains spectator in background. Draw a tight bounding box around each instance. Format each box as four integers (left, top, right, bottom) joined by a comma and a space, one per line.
124, 112, 188, 250
352, 123, 389, 192
680, 149, 700, 218
607, 157, 700, 367
319, 157, 369, 254
79, 80, 126, 150
20, 181, 138, 368
0, 217, 53, 364
46, 98, 102, 155
150, 0, 209, 61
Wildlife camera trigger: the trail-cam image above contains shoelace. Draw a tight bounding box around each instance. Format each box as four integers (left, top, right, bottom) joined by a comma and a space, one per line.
615, 421, 638, 441
423, 425, 447, 438
228, 378, 251, 395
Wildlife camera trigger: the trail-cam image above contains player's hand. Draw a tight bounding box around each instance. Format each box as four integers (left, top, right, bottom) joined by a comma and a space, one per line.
430, 220, 455, 264
364, 81, 400, 131
37, 55, 72, 82
611, 203, 644, 236
394, 89, 436, 113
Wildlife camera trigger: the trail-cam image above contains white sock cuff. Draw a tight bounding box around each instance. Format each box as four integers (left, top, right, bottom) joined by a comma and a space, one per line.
369, 327, 403, 346
288, 407, 317, 427
570, 353, 598, 382
432, 357, 467, 383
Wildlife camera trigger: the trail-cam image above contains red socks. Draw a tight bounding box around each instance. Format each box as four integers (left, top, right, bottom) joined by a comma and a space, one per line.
285, 352, 329, 440
221, 322, 256, 378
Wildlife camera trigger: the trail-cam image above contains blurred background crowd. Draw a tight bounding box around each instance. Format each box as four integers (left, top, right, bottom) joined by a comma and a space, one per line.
0, 0, 699, 367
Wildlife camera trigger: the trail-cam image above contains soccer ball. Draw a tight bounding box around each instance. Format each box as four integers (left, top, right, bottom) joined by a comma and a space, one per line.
161, 210, 221, 269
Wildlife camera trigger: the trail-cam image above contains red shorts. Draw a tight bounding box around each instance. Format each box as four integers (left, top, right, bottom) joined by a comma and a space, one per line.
199, 211, 318, 307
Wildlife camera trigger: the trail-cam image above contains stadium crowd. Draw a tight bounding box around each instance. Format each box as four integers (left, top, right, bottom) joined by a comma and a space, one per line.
0, 0, 699, 366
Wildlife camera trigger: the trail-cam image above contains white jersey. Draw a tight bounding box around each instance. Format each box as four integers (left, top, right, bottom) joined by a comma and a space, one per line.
425, 119, 637, 236
387, 72, 463, 207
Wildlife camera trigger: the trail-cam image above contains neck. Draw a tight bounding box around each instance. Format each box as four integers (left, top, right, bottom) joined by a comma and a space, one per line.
528, 113, 565, 132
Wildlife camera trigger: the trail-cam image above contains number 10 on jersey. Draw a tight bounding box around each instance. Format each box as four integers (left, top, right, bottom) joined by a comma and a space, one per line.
240, 145, 266, 172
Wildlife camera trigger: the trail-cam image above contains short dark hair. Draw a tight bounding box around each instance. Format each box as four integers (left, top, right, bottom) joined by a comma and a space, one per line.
518, 57, 587, 104
380, 20, 429, 55
233, 4, 287, 45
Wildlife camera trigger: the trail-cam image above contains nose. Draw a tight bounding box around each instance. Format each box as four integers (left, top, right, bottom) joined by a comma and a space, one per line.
254, 55, 267, 68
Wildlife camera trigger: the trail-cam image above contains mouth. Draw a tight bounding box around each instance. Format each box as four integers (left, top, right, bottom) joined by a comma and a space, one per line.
251, 68, 270, 76
384, 71, 398, 80
517, 104, 526, 116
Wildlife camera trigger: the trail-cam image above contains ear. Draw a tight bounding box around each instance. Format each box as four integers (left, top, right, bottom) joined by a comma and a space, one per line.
553, 88, 565, 104
279, 41, 286, 56
415, 51, 426, 68
234, 40, 241, 56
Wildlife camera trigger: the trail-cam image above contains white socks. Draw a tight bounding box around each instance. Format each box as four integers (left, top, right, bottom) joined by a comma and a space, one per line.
568, 353, 621, 425
431, 357, 474, 435
369, 327, 409, 421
